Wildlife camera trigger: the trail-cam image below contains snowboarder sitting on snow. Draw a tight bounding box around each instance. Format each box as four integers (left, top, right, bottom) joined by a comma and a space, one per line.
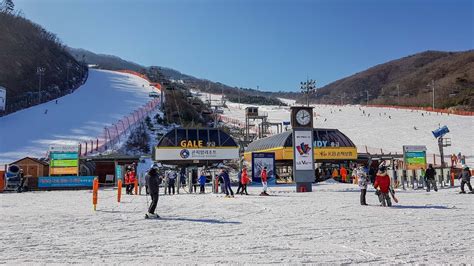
374, 166, 392, 207
458, 166, 473, 194
145, 164, 162, 218
424, 164, 438, 192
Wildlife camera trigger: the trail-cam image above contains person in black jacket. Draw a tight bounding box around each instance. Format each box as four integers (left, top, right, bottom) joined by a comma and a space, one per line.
424, 164, 437, 192
146, 164, 162, 218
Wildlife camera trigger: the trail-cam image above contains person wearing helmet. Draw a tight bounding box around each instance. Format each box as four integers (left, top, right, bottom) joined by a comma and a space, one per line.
458, 166, 473, 194
145, 164, 162, 218
374, 166, 392, 207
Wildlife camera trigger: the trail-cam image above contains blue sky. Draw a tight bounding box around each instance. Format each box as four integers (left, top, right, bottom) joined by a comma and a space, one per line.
14, 0, 473, 92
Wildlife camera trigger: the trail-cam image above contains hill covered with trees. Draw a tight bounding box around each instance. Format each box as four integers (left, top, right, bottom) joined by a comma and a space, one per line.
310, 50, 474, 110
0, 7, 87, 114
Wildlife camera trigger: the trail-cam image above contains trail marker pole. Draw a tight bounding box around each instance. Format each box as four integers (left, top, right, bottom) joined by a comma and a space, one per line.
117, 179, 122, 202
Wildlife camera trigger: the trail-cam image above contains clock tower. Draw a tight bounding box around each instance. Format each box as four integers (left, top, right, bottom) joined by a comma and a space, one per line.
290, 106, 315, 192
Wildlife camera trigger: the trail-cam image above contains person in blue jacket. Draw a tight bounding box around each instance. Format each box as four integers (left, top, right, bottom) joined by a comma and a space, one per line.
199, 172, 206, 194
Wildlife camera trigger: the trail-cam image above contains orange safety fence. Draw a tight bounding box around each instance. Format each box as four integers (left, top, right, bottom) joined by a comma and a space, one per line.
365, 104, 473, 116
116, 70, 162, 91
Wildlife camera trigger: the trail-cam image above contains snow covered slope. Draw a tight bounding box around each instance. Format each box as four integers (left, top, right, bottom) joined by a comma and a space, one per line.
0, 69, 156, 164
198, 92, 473, 165
0, 183, 472, 264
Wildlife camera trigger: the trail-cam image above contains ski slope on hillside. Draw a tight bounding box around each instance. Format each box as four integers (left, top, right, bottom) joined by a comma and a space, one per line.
0, 69, 157, 165
197, 92, 473, 165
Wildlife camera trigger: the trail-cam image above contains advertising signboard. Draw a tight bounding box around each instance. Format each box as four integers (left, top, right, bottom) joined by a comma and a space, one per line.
251, 152, 275, 184
403, 145, 427, 170
38, 176, 94, 188
115, 165, 122, 180
49, 144, 79, 176
50, 167, 79, 175
50, 159, 79, 167
0, 87, 6, 111
293, 130, 314, 170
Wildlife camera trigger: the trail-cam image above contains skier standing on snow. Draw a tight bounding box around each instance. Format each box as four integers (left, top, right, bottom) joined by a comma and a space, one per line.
145, 164, 162, 218
199, 172, 206, 194
260, 167, 269, 196
167, 170, 176, 195
424, 164, 438, 192
240, 166, 249, 195
374, 166, 392, 207
125, 168, 135, 195
219, 168, 234, 198
458, 166, 473, 194
356, 165, 369, 205
236, 168, 243, 194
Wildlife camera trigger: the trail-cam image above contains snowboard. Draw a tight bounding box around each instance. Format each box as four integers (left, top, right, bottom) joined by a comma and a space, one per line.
145, 213, 160, 219
389, 187, 399, 203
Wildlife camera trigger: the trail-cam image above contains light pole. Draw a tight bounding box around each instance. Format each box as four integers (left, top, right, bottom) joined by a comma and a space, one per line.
397, 84, 400, 106
300, 79, 316, 106
365, 90, 369, 106
36, 67, 45, 104
427, 80, 435, 109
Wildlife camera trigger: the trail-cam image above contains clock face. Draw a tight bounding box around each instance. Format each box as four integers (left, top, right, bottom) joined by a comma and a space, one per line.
296, 109, 311, 126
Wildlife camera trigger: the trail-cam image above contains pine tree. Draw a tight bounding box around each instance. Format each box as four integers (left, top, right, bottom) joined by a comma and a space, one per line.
1, 0, 14, 13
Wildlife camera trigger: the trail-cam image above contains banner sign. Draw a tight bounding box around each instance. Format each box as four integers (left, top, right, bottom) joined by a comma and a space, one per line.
50, 159, 78, 167
251, 152, 275, 184
50, 152, 78, 160
38, 176, 94, 188
314, 147, 358, 160
49, 145, 79, 152
154, 147, 239, 161
403, 145, 427, 170
293, 130, 314, 170
50, 167, 79, 175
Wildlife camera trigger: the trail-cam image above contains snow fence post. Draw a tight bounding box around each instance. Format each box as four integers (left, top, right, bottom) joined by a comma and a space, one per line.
92, 177, 99, 211
134, 178, 138, 195
117, 179, 122, 203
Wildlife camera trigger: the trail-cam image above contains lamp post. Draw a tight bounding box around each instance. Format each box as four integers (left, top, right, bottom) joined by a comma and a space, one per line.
300, 79, 317, 106
397, 84, 400, 106
36, 67, 45, 104
365, 90, 369, 106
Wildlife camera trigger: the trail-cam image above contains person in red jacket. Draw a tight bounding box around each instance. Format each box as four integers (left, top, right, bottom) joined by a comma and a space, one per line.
125, 168, 136, 195
374, 166, 392, 207
240, 166, 249, 195
260, 167, 268, 196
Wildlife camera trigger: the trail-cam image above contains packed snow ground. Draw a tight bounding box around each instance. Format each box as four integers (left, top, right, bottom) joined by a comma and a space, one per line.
199, 92, 474, 165
0, 181, 472, 264
0, 69, 157, 165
